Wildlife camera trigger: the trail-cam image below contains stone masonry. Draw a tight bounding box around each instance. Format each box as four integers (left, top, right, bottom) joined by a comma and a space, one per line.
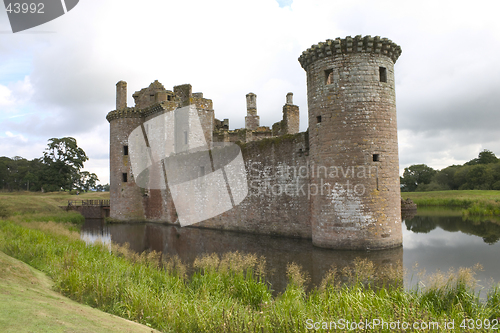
106, 35, 403, 250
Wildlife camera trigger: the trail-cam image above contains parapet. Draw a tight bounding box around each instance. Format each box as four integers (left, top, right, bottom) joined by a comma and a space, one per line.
298, 35, 402, 70
106, 107, 142, 122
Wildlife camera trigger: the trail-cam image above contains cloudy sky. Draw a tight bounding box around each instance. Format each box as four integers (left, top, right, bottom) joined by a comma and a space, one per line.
1, 0, 499, 185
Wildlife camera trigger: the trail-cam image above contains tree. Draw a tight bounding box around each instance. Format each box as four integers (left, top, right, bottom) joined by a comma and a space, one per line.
95, 183, 109, 192
74, 171, 99, 192
460, 164, 493, 190
0, 157, 11, 190
434, 165, 460, 190
400, 164, 436, 192
465, 149, 498, 166
41, 137, 89, 191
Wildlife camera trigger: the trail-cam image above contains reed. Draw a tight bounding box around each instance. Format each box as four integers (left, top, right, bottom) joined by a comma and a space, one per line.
1, 220, 499, 332
403, 190, 500, 217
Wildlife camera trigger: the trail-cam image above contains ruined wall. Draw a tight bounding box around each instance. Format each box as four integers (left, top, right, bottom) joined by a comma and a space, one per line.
193, 94, 215, 148
132, 80, 174, 109
213, 128, 274, 144
195, 132, 312, 238
299, 35, 402, 250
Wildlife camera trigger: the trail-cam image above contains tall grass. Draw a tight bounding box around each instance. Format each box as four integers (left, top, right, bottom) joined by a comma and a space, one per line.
410, 197, 476, 207
463, 202, 500, 217
1, 220, 499, 332
403, 190, 500, 217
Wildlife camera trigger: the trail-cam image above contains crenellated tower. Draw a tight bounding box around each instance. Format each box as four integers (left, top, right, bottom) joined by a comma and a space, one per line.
299, 35, 403, 250
107, 81, 145, 220
107, 81, 215, 222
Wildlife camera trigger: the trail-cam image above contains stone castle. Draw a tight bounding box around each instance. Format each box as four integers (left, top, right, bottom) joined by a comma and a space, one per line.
106, 35, 403, 250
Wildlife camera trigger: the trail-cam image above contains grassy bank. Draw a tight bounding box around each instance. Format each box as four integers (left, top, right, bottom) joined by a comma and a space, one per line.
0, 250, 161, 333
0, 219, 499, 332
0, 191, 109, 222
403, 190, 500, 216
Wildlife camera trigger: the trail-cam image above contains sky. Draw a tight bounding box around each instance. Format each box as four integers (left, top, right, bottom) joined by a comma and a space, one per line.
1, 0, 499, 185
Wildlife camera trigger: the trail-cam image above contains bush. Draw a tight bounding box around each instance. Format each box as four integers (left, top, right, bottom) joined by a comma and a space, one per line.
417, 181, 449, 192
492, 181, 500, 191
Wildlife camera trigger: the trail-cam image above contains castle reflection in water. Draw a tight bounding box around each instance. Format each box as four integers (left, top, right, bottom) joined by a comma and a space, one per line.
81, 219, 403, 293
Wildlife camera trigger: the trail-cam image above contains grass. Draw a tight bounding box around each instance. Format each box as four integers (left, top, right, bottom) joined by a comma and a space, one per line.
402, 190, 500, 216
1, 191, 500, 331
0, 219, 499, 332
0, 190, 109, 223
0, 250, 161, 333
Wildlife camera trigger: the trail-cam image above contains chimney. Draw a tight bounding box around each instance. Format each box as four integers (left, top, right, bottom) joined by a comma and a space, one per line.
116, 81, 127, 110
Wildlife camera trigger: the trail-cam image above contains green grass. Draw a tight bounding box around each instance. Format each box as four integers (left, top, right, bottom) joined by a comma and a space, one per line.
0, 250, 161, 333
0, 220, 499, 332
1, 191, 499, 331
403, 190, 500, 216
0, 191, 109, 223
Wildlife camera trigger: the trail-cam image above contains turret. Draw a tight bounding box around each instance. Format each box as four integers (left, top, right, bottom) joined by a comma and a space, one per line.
299, 35, 403, 250
107, 80, 144, 220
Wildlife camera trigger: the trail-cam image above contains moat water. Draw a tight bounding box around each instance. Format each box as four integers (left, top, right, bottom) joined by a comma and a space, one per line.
81, 207, 500, 293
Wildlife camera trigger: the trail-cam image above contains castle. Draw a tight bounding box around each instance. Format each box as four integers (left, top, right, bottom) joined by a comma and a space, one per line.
106, 35, 403, 250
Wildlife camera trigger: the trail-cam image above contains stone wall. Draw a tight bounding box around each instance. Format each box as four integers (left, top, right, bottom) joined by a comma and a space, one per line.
195, 132, 311, 238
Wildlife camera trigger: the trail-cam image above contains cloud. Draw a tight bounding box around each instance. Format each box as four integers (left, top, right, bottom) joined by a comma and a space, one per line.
0, 130, 43, 159
0, 84, 13, 107
1, 0, 500, 184
0, 76, 34, 116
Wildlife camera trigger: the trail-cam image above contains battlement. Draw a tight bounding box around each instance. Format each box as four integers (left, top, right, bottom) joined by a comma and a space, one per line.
106, 81, 213, 123
106, 102, 178, 122
298, 35, 402, 70
106, 107, 142, 122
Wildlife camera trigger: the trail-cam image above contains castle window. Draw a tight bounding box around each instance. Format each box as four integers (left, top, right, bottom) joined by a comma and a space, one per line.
122, 173, 128, 182
184, 131, 188, 144
317, 115, 322, 123
373, 154, 380, 162
167, 95, 172, 101
379, 67, 387, 82
325, 69, 334, 85
123, 145, 128, 156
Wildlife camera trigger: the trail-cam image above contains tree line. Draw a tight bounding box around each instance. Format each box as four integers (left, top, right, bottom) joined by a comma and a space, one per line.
401, 149, 500, 192
0, 137, 108, 192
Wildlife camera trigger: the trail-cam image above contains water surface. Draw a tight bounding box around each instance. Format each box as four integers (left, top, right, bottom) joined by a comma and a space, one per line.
82, 208, 500, 293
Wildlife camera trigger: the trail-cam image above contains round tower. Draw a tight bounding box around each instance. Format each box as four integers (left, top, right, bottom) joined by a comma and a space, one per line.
299, 35, 403, 250
106, 81, 145, 220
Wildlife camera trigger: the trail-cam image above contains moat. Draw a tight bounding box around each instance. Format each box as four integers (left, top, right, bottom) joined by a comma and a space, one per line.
81, 207, 500, 293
